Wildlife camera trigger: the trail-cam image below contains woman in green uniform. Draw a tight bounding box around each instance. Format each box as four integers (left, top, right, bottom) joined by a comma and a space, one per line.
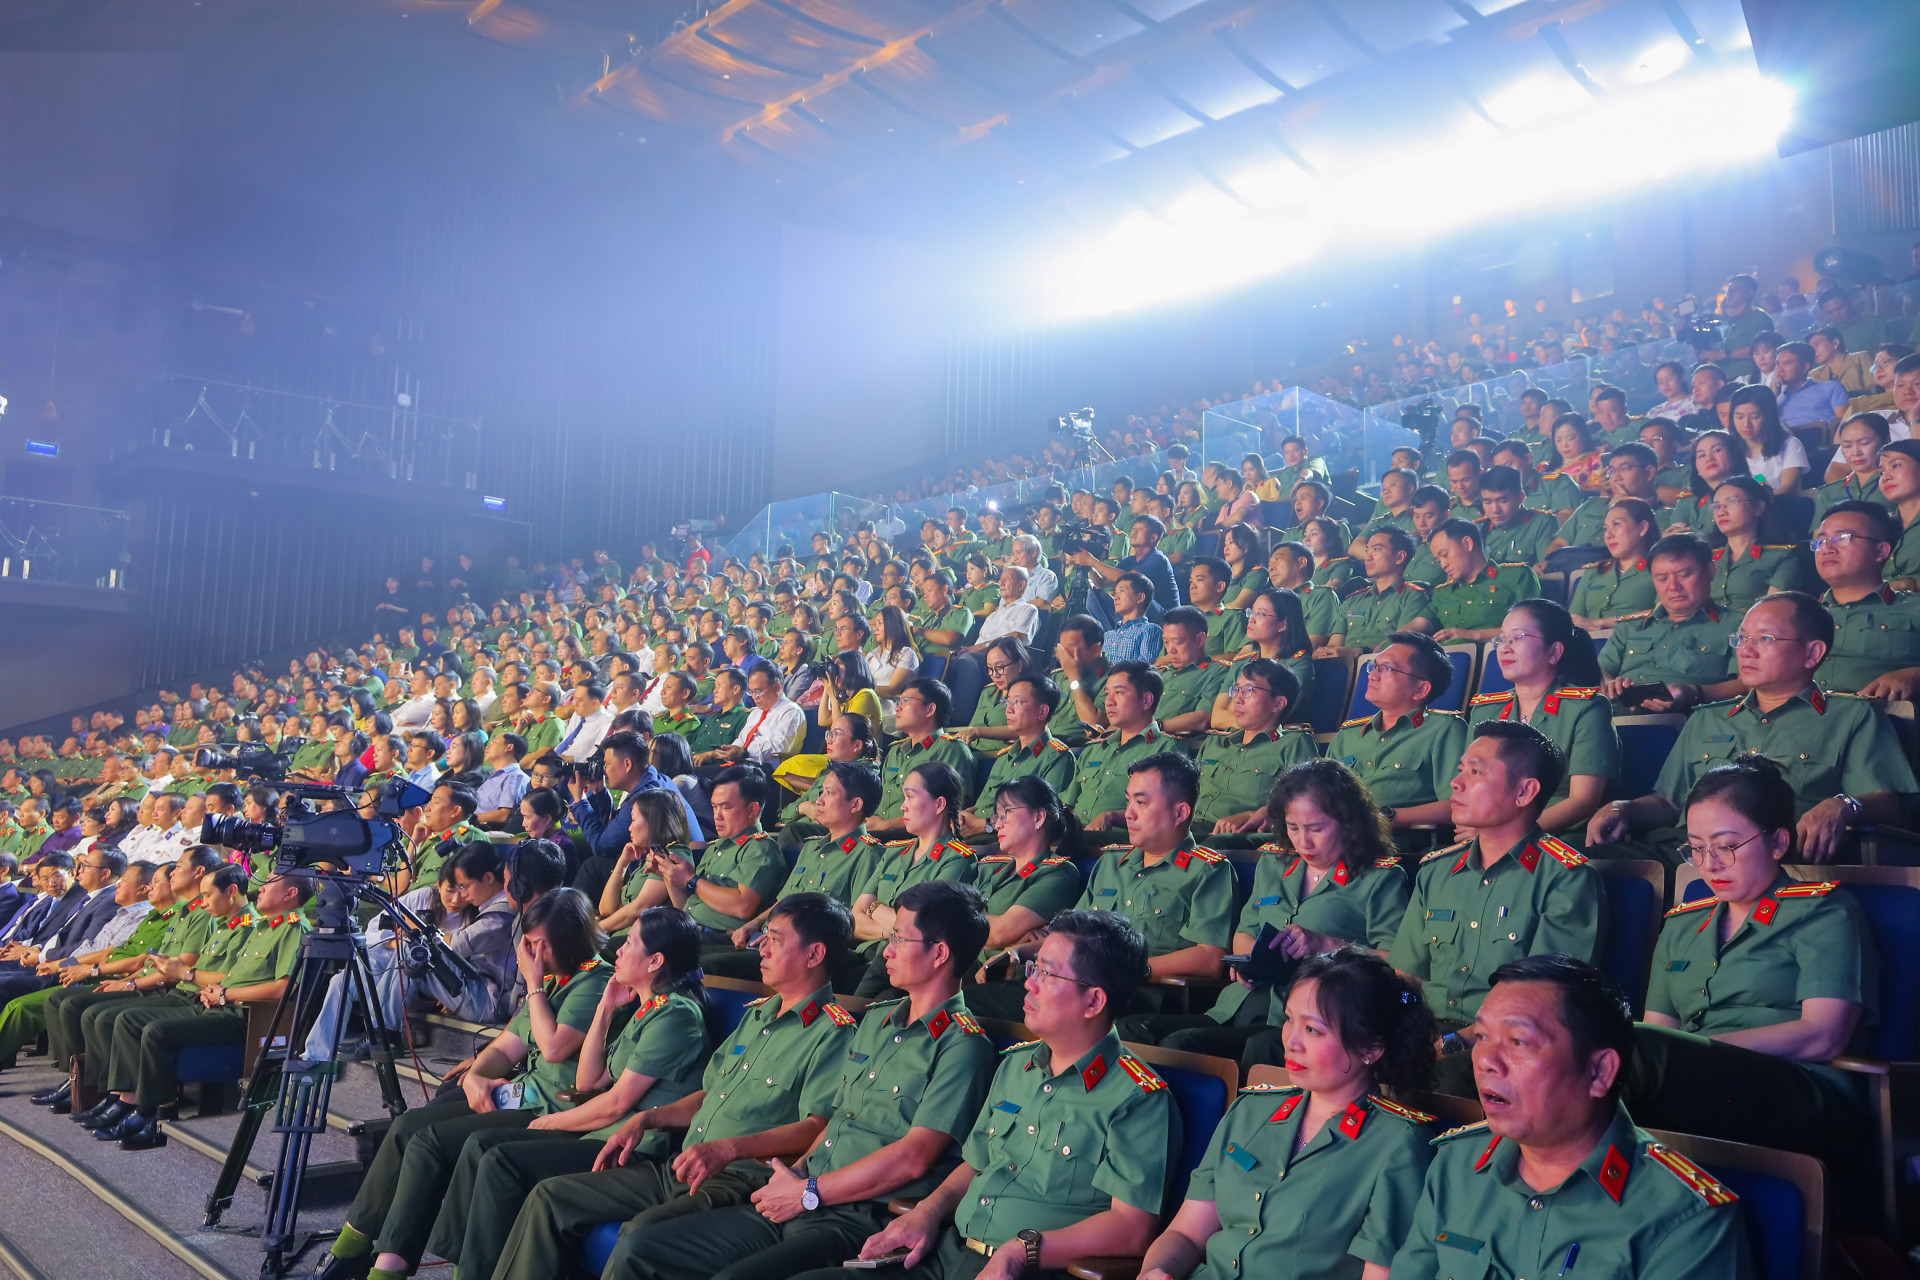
594, 790, 696, 938
1467, 599, 1619, 843
1667, 429, 1744, 541
1627, 753, 1875, 1181
1811, 412, 1895, 525
1303, 517, 1360, 593
321, 888, 614, 1280
1879, 441, 1920, 590
850, 762, 976, 996
419, 906, 715, 1280
1569, 498, 1659, 629
975, 776, 1084, 953
1707, 476, 1816, 612
1137, 948, 1439, 1280
1208, 588, 1315, 731
1221, 524, 1269, 610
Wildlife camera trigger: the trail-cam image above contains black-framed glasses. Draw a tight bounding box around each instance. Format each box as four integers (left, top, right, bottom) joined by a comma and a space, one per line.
1678, 831, 1768, 869
1024, 960, 1094, 987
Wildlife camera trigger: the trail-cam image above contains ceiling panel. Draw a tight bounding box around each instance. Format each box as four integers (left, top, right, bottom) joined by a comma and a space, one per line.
1332, 0, 1471, 55
995, 103, 1132, 173
858, 41, 1009, 124
995, 0, 1145, 60
1068, 73, 1207, 149
1222, 2, 1370, 93
918, 9, 1075, 99
1556, 1, 1700, 93
701, 5, 884, 76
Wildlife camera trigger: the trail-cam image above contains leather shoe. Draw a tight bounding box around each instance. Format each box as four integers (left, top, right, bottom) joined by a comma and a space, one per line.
30, 1081, 71, 1107
49, 1091, 73, 1115
118, 1116, 167, 1151
76, 1098, 130, 1130
313, 1253, 374, 1280
96, 1108, 149, 1141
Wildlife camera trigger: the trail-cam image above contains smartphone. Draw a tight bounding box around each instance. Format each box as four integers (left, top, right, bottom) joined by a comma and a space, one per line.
843, 1249, 912, 1269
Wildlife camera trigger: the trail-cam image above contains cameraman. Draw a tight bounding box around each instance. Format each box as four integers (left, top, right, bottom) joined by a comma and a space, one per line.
566, 729, 704, 899
1061, 512, 1178, 633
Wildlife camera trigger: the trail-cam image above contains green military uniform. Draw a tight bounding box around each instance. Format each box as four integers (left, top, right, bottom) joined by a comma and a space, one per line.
1528, 469, 1586, 514
1060, 724, 1176, 826
1077, 842, 1236, 959
1309, 555, 1361, 592
488, 985, 857, 1280
1479, 511, 1560, 565
975, 853, 1082, 927
1654, 686, 1917, 819
970, 734, 1076, 821
1888, 506, 1920, 584
1160, 658, 1230, 726
1597, 605, 1737, 686
597, 993, 997, 1280
1192, 728, 1317, 829
1303, 586, 1344, 641
1818, 585, 1920, 693
1811, 472, 1898, 530
1188, 1084, 1436, 1280
780, 827, 888, 908
1210, 850, 1411, 1026
1709, 543, 1815, 612
1389, 1106, 1752, 1280
1048, 666, 1106, 749
1655, 463, 1694, 494
968, 685, 1009, 744
1429, 562, 1542, 633
411, 819, 484, 885
520, 713, 564, 760
75, 899, 243, 1083
420, 992, 713, 1278
0, 902, 170, 1064
683, 831, 790, 934
1227, 649, 1317, 726
1672, 491, 1719, 540
1272, 457, 1330, 496
1571, 558, 1657, 622
1337, 582, 1435, 649
1464, 687, 1619, 819
857, 840, 977, 933
918, 604, 976, 658
1201, 606, 1249, 658
1404, 542, 1444, 589
685, 704, 751, 755
1389, 830, 1603, 1027
48, 897, 216, 1067
876, 731, 977, 822
961, 584, 998, 617
652, 708, 701, 741
1326, 709, 1469, 810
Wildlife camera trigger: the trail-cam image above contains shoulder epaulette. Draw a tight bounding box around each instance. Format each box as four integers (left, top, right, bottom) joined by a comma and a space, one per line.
1538, 835, 1587, 867
1645, 1142, 1739, 1206
952, 1012, 985, 1035
885, 838, 915, 849
1047, 739, 1070, 752
944, 840, 975, 858
1555, 687, 1600, 699
1238, 1082, 1301, 1094
1042, 856, 1073, 866
744, 995, 771, 1009
1000, 1038, 1041, 1055
1258, 842, 1288, 853
1774, 881, 1838, 898
1340, 715, 1372, 728
1427, 708, 1462, 718
1422, 839, 1471, 864
1187, 846, 1225, 864
1615, 609, 1655, 622
1666, 897, 1716, 917
824, 1002, 857, 1027
1117, 1053, 1168, 1092
1370, 1095, 1437, 1124
1434, 1119, 1492, 1143
1471, 691, 1515, 705
868, 995, 907, 1010
994, 744, 1015, 757
857, 833, 884, 846
1375, 856, 1402, 868
1497, 561, 1531, 570
977, 854, 1012, 865
1758, 545, 1797, 552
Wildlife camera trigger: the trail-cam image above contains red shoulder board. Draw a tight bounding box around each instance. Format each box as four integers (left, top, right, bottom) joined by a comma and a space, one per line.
1665, 897, 1716, 917
1645, 1143, 1739, 1206
824, 1003, 857, 1028
1117, 1054, 1168, 1092
1538, 836, 1587, 867
977, 855, 1012, 866
952, 1012, 985, 1035
945, 840, 975, 858
1773, 882, 1838, 898
1369, 1095, 1435, 1124
1187, 846, 1225, 864
1471, 691, 1515, 705
1258, 842, 1288, 853
1042, 856, 1073, 866
744, 995, 770, 1009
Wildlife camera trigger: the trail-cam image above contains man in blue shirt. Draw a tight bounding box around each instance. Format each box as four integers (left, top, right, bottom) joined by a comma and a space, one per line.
1775, 341, 1850, 428
1099, 572, 1165, 665
1065, 513, 1179, 628
566, 726, 704, 885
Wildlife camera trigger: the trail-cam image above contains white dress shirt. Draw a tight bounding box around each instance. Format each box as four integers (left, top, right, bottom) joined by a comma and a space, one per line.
559, 707, 614, 762
731, 696, 807, 767
1020, 566, 1059, 603
976, 599, 1041, 646
391, 693, 437, 731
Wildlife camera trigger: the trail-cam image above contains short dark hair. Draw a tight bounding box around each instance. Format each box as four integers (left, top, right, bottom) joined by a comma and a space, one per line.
906, 678, 954, 728
1819, 498, 1902, 548
208, 863, 249, 894
1161, 605, 1208, 640
1478, 464, 1522, 496
600, 730, 648, 773
1048, 909, 1149, 1015
826, 760, 882, 818
507, 837, 568, 906
1236, 656, 1300, 712
1470, 720, 1565, 814
1608, 441, 1657, 469
769, 891, 854, 970
1106, 661, 1163, 714
896, 880, 991, 973
1384, 631, 1451, 702
1115, 571, 1155, 606
437, 781, 478, 820
92, 848, 129, 878
1126, 750, 1200, 810
1752, 590, 1835, 654
713, 764, 768, 813
1433, 517, 1482, 551
1487, 954, 1634, 1103
1058, 614, 1103, 646
1008, 673, 1062, 716
1648, 532, 1713, 573
452, 842, 507, 883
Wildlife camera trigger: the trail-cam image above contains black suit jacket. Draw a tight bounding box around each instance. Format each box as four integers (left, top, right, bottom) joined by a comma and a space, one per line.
0, 882, 21, 934
48, 887, 121, 961
28, 884, 90, 949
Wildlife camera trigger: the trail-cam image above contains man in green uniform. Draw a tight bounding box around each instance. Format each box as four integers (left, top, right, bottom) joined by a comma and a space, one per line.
685, 669, 752, 759
1427, 519, 1542, 643
1192, 658, 1315, 835
825, 910, 1177, 1280
601, 881, 998, 1280
487, 893, 859, 1280
957, 676, 1075, 842
915, 572, 975, 660
1154, 607, 1230, 737
1401, 487, 1450, 588
869, 678, 976, 839
1061, 663, 1174, 835
1598, 534, 1742, 710
1810, 501, 1920, 696
1270, 435, 1328, 498
651, 672, 703, 742
1390, 955, 1751, 1280
1392, 722, 1602, 1043
400, 780, 484, 891
1048, 615, 1108, 749
1476, 465, 1563, 567
1589, 593, 1917, 864
1185, 558, 1248, 658
1326, 633, 1470, 831
650, 765, 791, 943
1325, 528, 1436, 654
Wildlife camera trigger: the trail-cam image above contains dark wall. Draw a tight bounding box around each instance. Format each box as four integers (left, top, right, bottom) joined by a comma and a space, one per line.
0, 581, 138, 732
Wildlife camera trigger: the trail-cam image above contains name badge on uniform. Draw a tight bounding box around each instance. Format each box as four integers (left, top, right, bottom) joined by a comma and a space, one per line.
1252, 896, 1281, 907
1426, 908, 1455, 922
1096, 887, 1117, 897
1705, 734, 1733, 743
848, 1051, 869, 1063
1666, 960, 1690, 971
1340, 756, 1357, 767
881, 873, 898, 882
993, 1100, 1022, 1114
730, 1044, 746, 1054
1435, 1231, 1483, 1254
1224, 1142, 1258, 1172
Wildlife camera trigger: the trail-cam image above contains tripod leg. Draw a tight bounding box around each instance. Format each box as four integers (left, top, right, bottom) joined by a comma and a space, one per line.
344, 943, 408, 1118
204, 982, 298, 1227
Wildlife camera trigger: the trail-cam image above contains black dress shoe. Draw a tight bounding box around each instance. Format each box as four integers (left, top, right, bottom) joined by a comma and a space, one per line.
49, 1091, 72, 1115
78, 1099, 131, 1131
313, 1252, 374, 1280
30, 1081, 71, 1107
118, 1116, 167, 1151
96, 1108, 148, 1141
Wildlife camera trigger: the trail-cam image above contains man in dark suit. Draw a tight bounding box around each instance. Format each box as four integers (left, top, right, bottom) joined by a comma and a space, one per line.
0, 851, 97, 974
0, 854, 23, 934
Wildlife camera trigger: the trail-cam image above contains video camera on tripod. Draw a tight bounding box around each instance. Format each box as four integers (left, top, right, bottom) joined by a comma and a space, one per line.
199, 775, 431, 878
194, 739, 304, 783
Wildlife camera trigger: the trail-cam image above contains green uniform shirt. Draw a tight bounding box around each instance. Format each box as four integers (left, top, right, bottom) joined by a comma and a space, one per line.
918, 605, 976, 658
1389, 829, 1603, 1024
816, 994, 997, 1201
1326, 709, 1469, 810
1048, 668, 1106, 750
1672, 491, 1718, 540
1188, 1085, 1436, 1280
1390, 1106, 1752, 1280
1479, 511, 1559, 566
1888, 507, 1920, 584
1272, 458, 1330, 496
619, 842, 697, 909
1571, 559, 1658, 622
1303, 586, 1343, 641
683, 983, 857, 1174
521, 714, 563, 759
877, 732, 977, 821
956, 1032, 1178, 1239
1597, 605, 1737, 686
1211, 850, 1411, 1024
1309, 557, 1361, 593
1338, 582, 1435, 650
685, 705, 750, 755
589, 991, 710, 1140
1201, 607, 1249, 658
974, 854, 1083, 925
1158, 658, 1230, 725
1528, 471, 1585, 514
1654, 687, 1917, 817
160, 900, 217, 960
220, 911, 310, 988
1709, 543, 1815, 613
1404, 544, 1444, 589
687, 832, 790, 932
971, 734, 1077, 818
652, 709, 701, 741
507, 959, 613, 1114
1818, 585, 1920, 693
1076, 842, 1236, 957
1430, 563, 1542, 633
859, 840, 977, 918
961, 585, 998, 618
781, 828, 888, 908
1061, 724, 1176, 823
1463, 687, 1619, 810
103, 906, 174, 961
1559, 494, 1612, 548
1811, 472, 1897, 531
969, 685, 1008, 735
1650, 874, 1876, 1047
1193, 728, 1317, 825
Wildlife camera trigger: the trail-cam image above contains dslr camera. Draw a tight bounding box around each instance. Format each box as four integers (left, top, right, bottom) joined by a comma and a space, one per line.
554, 754, 605, 787
1052, 518, 1111, 561
195, 741, 299, 783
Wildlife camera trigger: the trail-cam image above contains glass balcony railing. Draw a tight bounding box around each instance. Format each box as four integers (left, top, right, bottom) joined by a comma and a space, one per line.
0, 497, 129, 589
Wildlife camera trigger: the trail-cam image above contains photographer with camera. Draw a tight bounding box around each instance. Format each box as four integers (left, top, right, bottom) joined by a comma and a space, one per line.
1060, 507, 1179, 637
565, 727, 705, 901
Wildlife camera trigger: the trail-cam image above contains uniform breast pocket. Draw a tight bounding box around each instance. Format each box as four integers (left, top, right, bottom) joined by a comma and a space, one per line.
1041, 1122, 1106, 1203
1432, 1235, 1501, 1280
1423, 914, 1461, 960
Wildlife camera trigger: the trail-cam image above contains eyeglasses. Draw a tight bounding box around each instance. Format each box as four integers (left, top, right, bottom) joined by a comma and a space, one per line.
1370, 661, 1416, 680
886, 931, 933, 948
1678, 831, 1767, 869
1810, 532, 1883, 553
1493, 631, 1542, 649
1709, 500, 1753, 514
986, 663, 1018, 677
1024, 960, 1095, 988
1726, 632, 1805, 650
1230, 682, 1275, 699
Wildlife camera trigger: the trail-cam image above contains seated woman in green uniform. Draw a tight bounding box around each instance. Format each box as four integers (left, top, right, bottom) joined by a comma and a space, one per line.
1666, 428, 1744, 541
1208, 587, 1315, 730
974, 775, 1085, 957
414, 906, 715, 1280
1221, 524, 1269, 610
1569, 499, 1659, 630
1878, 440, 1920, 590
1118, 759, 1408, 1067
1468, 599, 1619, 843
1137, 948, 1439, 1280
1625, 752, 1876, 1184
593, 790, 696, 938
1302, 517, 1358, 594
1706, 476, 1816, 612
1811, 411, 1894, 523
849, 761, 976, 996
321, 889, 614, 1280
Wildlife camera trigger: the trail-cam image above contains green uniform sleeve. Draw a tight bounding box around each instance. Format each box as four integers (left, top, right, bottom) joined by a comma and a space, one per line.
1640, 1196, 1755, 1280
735, 840, 794, 907
1040, 748, 1077, 795
1793, 895, 1872, 1009
1351, 1123, 1438, 1266
1537, 863, 1604, 964
1179, 860, 1237, 949
1388, 1157, 1445, 1279
1564, 698, 1621, 783
620, 999, 710, 1081
799, 1019, 859, 1118
910, 1032, 998, 1140
1387, 867, 1432, 981
1362, 867, 1414, 950
1091, 1085, 1177, 1214
1646, 920, 1680, 1019
1397, 587, 1436, 630
1840, 706, 1920, 796
557, 972, 608, 1033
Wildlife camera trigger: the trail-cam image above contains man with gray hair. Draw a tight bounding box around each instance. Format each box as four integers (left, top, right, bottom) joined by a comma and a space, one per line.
973, 564, 1040, 646
1011, 534, 1058, 603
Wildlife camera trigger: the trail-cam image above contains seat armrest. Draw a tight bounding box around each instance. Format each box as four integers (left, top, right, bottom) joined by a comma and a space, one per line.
887, 1198, 920, 1216
555, 1087, 608, 1104
1832, 1055, 1890, 1076
1067, 1257, 1144, 1280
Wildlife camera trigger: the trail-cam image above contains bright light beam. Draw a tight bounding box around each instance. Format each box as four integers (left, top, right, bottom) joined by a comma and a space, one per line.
1039, 69, 1793, 320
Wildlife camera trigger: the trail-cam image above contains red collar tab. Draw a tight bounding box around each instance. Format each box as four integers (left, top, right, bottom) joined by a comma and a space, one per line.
1809, 688, 1828, 714
840, 836, 860, 853
1597, 1144, 1631, 1203
927, 1008, 953, 1039
1543, 694, 1562, 716
1476, 1133, 1502, 1171
1339, 1101, 1368, 1140
735, 833, 754, 846
1332, 860, 1350, 886
929, 842, 946, 860
1016, 859, 1038, 879
915, 735, 935, 750
1697, 901, 1719, 932
1752, 897, 1780, 925
1174, 847, 1192, 869
1516, 843, 1542, 872
1452, 846, 1473, 874
1081, 1054, 1107, 1091
1881, 584, 1898, 604
1284, 856, 1302, 877
1704, 604, 1721, 622
1270, 1092, 1303, 1123
799, 1000, 821, 1027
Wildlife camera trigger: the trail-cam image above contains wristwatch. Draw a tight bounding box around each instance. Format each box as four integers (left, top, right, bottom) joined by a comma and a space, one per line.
1067, 679, 1081, 692
1838, 793, 1864, 824
802, 1175, 820, 1211
682, 871, 701, 895
1016, 1229, 1043, 1273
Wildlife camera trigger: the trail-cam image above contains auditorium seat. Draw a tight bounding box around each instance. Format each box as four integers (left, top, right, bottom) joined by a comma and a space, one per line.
1644, 1130, 1826, 1280
1594, 859, 1667, 1014
1346, 646, 1475, 720
1304, 654, 1357, 740
1613, 714, 1685, 801
944, 652, 986, 726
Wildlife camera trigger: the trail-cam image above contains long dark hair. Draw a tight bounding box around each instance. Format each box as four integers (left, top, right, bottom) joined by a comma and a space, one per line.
906, 761, 964, 839
634, 905, 719, 1044
1250, 586, 1310, 657
1729, 384, 1788, 457
1686, 751, 1795, 856
520, 886, 606, 974
1506, 598, 1603, 686
987, 774, 1081, 853
1285, 948, 1437, 1092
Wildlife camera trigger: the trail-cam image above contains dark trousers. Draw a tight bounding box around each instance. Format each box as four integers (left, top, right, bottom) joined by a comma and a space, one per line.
424, 1129, 600, 1278
106, 1002, 246, 1107
604, 1197, 892, 1280
788, 1229, 1006, 1280
345, 1090, 537, 1264
80, 992, 184, 1085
